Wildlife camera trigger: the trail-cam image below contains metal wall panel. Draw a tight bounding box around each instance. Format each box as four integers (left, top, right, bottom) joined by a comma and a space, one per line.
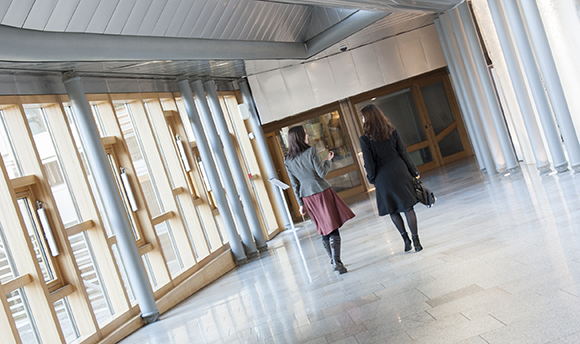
200, 0, 231, 38
150, 0, 181, 36
13, 74, 66, 94
418, 25, 446, 70
164, 0, 196, 37
23, 0, 59, 30
177, 0, 206, 37
0, 75, 18, 95
67, 0, 101, 32
396, 30, 429, 77
137, 0, 168, 36
257, 69, 295, 118
86, 0, 122, 34
104, 0, 137, 34
351, 44, 385, 92
328, 51, 362, 99
281, 64, 317, 113
0, 1, 12, 23
234, 1, 262, 40
304, 58, 339, 106
247, 3, 274, 40
122, 0, 154, 35
373, 37, 407, 84
219, 0, 249, 39
2, 0, 35, 28
247, 74, 272, 123
191, 0, 221, 38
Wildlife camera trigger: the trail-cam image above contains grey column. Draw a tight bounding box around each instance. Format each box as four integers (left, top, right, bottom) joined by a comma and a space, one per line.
176, 78, 247, 263
434, 17, 484, 170
456, 4, 519, 172
203, 80, 267, 251
517, 0, 580, 172
502, 0, 568, 172
486, 0, 550, 173
238, 80, 292, 228
441, 13, 498, 174
62, 72, 159, 323
191, 79, 258, 257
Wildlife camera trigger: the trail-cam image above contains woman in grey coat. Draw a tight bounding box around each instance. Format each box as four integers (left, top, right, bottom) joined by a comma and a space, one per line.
359, 104, 423, 252
284, 125, 355, 274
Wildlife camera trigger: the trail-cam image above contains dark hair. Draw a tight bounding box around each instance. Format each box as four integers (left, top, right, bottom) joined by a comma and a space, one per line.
360, 104, 395, 141
286, 125, 310, 160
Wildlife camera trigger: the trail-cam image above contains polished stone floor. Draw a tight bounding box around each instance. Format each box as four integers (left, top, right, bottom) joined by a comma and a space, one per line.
120, 158, 580, 344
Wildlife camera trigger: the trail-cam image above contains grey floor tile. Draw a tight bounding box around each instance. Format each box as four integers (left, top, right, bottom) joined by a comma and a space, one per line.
120, 159, 580, 344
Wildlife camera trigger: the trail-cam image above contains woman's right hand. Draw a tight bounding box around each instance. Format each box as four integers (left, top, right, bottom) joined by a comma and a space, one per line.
299, 206, 306, 215
326, 151, 335, 161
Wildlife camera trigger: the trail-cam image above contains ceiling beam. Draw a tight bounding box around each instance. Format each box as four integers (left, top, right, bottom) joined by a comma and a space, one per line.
261, 0, 464, 13
0, 25, 308, 62
306, 10, 389, 55
0, 9, 391, 63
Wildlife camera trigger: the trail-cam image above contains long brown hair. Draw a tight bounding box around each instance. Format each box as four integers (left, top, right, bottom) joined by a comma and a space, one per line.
286, 125, 310, 160
361, 104, 395, 141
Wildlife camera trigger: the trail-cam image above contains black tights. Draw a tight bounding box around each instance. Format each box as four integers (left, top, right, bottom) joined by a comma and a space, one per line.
322, 229, 340, 242
390, 208, 418, 236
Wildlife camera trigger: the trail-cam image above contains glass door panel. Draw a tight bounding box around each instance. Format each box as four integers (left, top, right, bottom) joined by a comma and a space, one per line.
421, 82, 455, 135
420, 81, 466, 160
354, 88, 434, 168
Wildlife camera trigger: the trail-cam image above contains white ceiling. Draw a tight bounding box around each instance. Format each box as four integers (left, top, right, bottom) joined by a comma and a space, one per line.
0, 0, 461, 79
0, 0, 353, 42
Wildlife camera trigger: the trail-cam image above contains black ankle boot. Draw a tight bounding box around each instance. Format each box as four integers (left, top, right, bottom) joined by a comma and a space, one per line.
322, 239, 332, 265
329, 236, 347, 274
402, 232, 412, 252
412, 235, 423, 252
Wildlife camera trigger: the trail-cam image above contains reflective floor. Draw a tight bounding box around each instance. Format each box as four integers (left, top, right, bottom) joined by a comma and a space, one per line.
120, 158, 580, 344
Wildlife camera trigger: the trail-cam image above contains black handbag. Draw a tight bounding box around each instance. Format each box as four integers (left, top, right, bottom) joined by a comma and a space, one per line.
414, 178, 435, 208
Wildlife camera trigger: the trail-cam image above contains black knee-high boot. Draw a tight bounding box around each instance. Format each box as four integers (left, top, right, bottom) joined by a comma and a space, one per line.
322, 239, 332, 265
329, 236, 347, 274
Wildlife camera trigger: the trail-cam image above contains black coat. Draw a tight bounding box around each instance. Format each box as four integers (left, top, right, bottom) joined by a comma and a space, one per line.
360, 130, 419, 216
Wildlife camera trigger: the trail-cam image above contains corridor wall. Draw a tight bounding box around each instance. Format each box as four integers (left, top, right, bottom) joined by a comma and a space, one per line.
248, 24, 447, 124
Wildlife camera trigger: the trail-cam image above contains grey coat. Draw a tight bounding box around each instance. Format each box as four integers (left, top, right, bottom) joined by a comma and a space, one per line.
284, 147, 332, 206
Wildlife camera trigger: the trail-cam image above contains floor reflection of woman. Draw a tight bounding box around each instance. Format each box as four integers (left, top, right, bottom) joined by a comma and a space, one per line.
359, 105, 423, 252
284, 125, 355, 274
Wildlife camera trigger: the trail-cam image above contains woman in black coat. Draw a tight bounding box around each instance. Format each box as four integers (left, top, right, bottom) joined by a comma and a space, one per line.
359, 104, 423, 252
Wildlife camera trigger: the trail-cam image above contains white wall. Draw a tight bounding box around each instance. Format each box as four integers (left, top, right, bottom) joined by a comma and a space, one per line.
248, 24, 447, 124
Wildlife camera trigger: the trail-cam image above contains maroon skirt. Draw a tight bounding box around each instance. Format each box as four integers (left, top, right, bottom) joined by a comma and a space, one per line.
303, 187, 355, 236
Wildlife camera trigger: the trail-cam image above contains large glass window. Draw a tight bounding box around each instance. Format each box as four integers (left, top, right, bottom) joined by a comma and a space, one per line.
0, 110, 22, 179
24, 106, 114, 326
0, 223, 42, 344
114, 103, 183, 277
